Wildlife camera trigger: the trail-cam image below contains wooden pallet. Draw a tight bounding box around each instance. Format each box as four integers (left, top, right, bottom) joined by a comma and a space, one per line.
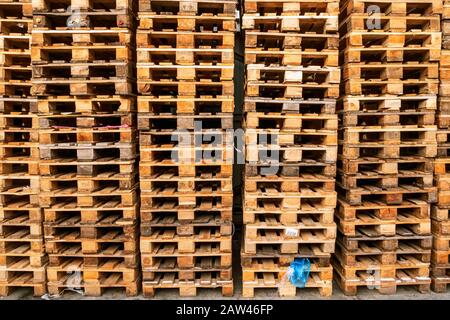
337, 212, 430, 237
339, 95, 437, 113
32, 0, 134, 12
140, 160, 232, 178
143, 262, 232, 282
245, 49, 338, 67
138, 80, 233, 97
47, 277, 139, 297
243, 206, 334, 225
340, 15, 440, 36
137, 65, 233, 83
39, 158, 136, 177
343, 63, 438, 82
33, 10, 134, 29
0, 278, 45, 296
39, 186, 137, 208
337, 198, 429, 221
340, 110, 436, 128
137, 47, 233, 67
245, 113, 337, 130
244, 0, 338, 14
140, 129, 233, 146
0, 249, 47, 268
37, 96, 135, 114
244, 188, 337, 210
341, 46, 441, 64
141, 202, 232, 223
38, 113, 134, 130
340, 126, 437, 146
0, 97, 37, 114
242, 261, 333, 297
142, 274, 233, 297
39, 127, 136, 146
340, 0, 442, 16
46, 258, 138, 283
242, 15, 338, 34
335, 239, 431, 267
245, 161, 336, 178
340, 31, 441, 52
140, 233, 232, 254
333, 260, 431, 295
140, 146, 233, 165
243, 230, 335, 255
31, 28, 132, 47
32, 78, 133, 96
247, 82, 340, 99
339, 156, 433, 176
137, 29, 234, 48
340, 142, 437, 161
246, 143, 337, 163
137, 96, 233, 114
241, 247, 331, 266
244, 97, 336, 114
1, 217, 43, 239
138, 14, 236, 32
245, 31, 339, 50
141, 188, 232, 209
245, 216, 336, 239
44, 217, 137, 239
41, 173, 137, 193
46, 244, 138, 268
33, 61, 133, 81
244, 177, 335, 195
247, 129, 337, 147
141, 216, 232, 237
337, 171, 433, 190
39, 143, 136, 161
45, 233, 137, 256
141, 176, 232, 194
138, 113, 233, 130
141, 244, 232, 269
138, 0, 237, 15
43, 203, 138, 224
0, 234, 44, 256
343, 78, 439, 96
337, 183, 436, 206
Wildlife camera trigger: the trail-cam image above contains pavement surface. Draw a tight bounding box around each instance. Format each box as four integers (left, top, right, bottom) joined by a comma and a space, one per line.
1, 281, 449, 300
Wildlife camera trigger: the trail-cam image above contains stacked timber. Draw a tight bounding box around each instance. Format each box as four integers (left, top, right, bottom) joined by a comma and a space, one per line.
432, 0, 450, 293
137, 0, 236, 297
0, 0, 45, 297
32, 0, 139, 296
335, 0, 440, 295
241, 0, 339, 297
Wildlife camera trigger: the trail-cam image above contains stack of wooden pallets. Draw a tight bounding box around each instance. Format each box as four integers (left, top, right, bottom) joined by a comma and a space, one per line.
241, 0, 339, 297
335, 0, 440, 295
432, 0, 450, 293
31, 0, 139, 296
0, 0, 45, 297
137, 0, 236, 297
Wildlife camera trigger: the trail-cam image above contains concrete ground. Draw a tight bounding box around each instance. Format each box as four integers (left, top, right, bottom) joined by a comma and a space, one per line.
1, 281, 450, 300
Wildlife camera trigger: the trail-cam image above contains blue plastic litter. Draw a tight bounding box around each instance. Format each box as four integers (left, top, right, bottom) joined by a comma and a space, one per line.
288, 258, 311, 288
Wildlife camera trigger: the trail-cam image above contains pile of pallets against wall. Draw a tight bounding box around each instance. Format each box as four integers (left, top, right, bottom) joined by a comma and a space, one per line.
0, 0, 45, 297
137, 0, 236, 297
334, 0, 441, 295
241, 0, 339, 297
32, 0, 139, 297
432, 0, 450, 293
